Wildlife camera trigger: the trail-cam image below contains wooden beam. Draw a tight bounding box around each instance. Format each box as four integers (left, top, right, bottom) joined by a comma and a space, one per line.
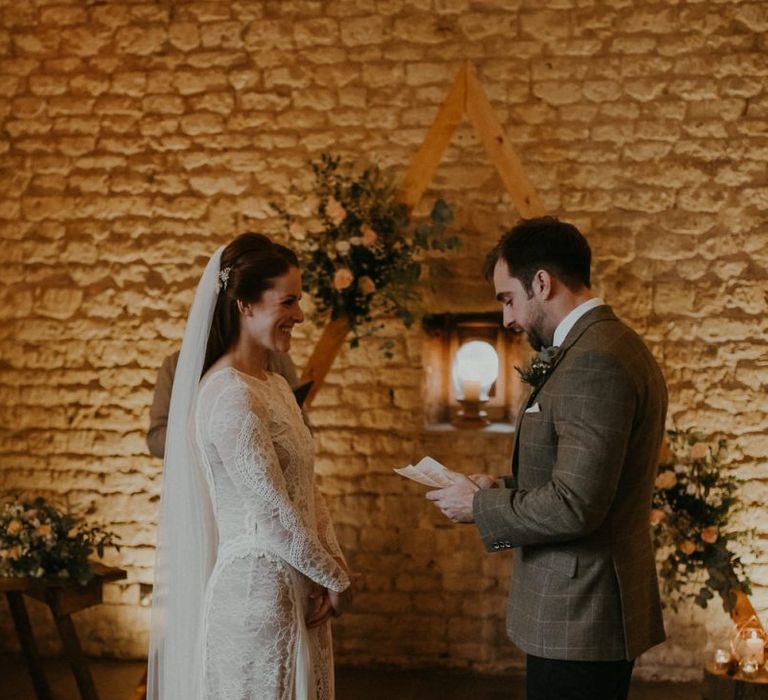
464, 63, 546, 217
400, 64, 468, 209
733, 587, 765, 634
299, 314, 352, 407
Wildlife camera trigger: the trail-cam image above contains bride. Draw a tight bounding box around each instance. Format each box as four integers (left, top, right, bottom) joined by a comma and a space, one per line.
148, 233, 352, 699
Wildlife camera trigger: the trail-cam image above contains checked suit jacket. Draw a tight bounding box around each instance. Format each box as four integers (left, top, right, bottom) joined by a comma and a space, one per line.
473, 305, 668, 661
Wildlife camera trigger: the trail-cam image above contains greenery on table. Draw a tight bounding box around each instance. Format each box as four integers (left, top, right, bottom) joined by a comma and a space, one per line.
0, 495, 119, 585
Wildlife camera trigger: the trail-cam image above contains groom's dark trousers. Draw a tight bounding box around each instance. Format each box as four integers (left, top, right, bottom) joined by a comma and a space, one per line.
526, 655, 634, 700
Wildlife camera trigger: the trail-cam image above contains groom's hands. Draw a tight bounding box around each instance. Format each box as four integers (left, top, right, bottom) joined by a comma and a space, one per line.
426, 474, 493, 523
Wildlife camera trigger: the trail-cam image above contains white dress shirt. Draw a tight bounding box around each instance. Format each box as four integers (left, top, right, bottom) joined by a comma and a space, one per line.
553, 297, 605, 348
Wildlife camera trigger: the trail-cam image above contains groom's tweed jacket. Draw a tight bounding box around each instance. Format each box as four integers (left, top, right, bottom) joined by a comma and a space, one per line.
473, 305, 667, 661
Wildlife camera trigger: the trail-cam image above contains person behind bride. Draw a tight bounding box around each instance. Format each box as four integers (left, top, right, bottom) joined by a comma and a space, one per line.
148, 233, 353, 700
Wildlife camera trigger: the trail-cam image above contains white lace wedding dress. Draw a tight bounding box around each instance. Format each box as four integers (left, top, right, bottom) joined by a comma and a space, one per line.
195, 367, 350, 699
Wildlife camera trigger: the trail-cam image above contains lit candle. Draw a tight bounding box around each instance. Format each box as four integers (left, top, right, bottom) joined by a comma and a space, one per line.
746, 630, 764, 665
463, 379, 481, 402
713, 648, 731, 672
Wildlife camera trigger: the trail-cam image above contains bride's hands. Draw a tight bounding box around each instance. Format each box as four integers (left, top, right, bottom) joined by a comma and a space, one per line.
305, 587, 333, 628
329, 575, 359, 618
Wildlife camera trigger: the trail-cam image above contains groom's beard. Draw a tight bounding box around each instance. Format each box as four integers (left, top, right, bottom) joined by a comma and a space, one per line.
525, 305, 552, 352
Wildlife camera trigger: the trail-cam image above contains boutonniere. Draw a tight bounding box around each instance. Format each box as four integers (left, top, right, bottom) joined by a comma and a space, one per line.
516, 345, 561, 388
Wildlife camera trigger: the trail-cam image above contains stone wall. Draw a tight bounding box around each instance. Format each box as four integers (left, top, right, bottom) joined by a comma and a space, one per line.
1, 0, 767, 681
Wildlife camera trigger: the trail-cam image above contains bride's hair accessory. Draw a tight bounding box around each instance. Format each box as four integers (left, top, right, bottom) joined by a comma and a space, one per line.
218, 266, 231, 291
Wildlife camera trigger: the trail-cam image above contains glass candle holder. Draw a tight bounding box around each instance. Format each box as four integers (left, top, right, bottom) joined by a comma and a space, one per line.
713, 648, 732, 672
740, 657, 760, 677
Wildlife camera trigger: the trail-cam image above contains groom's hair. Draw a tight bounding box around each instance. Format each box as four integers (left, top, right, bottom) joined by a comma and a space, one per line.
483, 217, 591, 294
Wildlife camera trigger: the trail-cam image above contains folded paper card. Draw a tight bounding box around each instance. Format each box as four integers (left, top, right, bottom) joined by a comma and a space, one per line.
394, 456, 460, 489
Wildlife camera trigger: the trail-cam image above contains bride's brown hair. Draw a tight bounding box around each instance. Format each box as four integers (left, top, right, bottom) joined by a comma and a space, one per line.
203, 233, 299, 375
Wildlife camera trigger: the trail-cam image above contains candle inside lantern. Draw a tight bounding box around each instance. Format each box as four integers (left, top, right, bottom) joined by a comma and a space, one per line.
746, 630, 765, 665
463, 379, 482, 402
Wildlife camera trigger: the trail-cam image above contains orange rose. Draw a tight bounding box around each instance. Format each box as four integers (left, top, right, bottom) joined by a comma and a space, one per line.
6, 519, 22, 535
701, 527, 718, 544
690, 443, 709, 461
360, 224, 378, 246
358, 276, 376, 295
333, 268, 353, 290
655, 470, 677, 490
35, 524, 52, 538
649, 509, 667, 526
679, 539, 696, 555
326, 197, 347, 226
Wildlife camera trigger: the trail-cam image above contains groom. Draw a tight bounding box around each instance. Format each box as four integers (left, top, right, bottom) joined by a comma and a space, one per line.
427, 217, 667, 700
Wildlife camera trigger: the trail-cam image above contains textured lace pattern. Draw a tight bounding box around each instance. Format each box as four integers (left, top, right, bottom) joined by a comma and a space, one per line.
196, 369, 349, 699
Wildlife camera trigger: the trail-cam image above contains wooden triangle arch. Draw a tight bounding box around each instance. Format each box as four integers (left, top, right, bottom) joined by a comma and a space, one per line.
295, 60, 763, 637
299, 62, 546, 405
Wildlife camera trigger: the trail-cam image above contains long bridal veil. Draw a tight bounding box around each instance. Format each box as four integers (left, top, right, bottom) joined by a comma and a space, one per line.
148, 247, 224, 700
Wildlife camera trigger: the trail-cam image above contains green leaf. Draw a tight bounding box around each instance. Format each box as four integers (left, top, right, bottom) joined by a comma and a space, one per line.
430, 198, 453, 226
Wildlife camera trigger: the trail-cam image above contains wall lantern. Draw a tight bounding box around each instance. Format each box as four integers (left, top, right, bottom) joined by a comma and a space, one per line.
422, 313, 528, 430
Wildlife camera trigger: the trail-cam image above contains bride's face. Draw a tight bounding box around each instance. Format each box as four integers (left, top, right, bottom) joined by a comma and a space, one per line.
239, 266, 304, 353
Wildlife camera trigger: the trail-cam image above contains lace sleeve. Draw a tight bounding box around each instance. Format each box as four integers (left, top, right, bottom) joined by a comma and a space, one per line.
207, 381, 350, 592
314, 484, 346, 565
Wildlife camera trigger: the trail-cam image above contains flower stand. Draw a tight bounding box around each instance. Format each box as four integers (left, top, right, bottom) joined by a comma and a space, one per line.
1, 562, 126, 700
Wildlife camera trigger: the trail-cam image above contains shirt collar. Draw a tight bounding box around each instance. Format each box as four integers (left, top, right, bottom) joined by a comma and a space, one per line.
553, 297, 605, 347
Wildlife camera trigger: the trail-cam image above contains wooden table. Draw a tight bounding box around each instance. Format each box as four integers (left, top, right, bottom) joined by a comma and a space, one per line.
703, 661, 768, 699
1, 562, 127, 700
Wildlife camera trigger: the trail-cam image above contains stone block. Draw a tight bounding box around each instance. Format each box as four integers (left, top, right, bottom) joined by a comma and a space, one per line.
57, 25, 113, 58
174, 69, 229, 95
520, 9, 571, 41
294, 18, 339, 47
340, 16, 385, 46
200, 21, 244, 49
179, 112, 224, 135
116, 25, 167, 55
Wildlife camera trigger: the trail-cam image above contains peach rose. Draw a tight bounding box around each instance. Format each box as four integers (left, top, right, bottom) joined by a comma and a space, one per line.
326, 197, 347, 226
6, 519, 22, 535
289, 221, 306, 240
655, 470, 677, 490
358, 276, 376, 295
701, 527, 718, 544
690, 443, 709, 461
35, 524, 52, 538
679, 539, 696, 555
649, 509, 667, 526
333, 268, 354, 290
360, 224, 378, 246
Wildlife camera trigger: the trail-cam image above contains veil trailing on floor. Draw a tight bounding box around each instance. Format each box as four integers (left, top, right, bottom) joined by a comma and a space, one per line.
147, 247, 223, 700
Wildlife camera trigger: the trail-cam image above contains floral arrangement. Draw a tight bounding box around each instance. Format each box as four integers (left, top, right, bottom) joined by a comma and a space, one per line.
273, 153, 457, 351
0, 495, 119, 585
652, 428, 751, 614
516, 345, 561, 388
